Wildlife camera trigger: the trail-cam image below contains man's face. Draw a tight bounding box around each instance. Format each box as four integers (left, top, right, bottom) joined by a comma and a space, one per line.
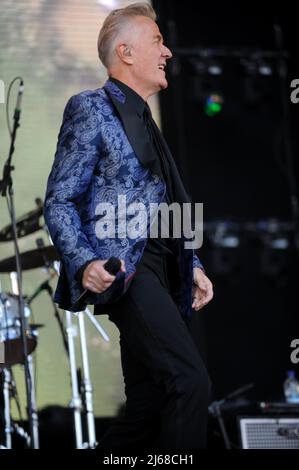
127, 16, 173, 95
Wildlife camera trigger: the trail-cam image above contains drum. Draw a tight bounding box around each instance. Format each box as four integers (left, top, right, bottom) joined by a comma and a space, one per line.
0, 293, 37, 366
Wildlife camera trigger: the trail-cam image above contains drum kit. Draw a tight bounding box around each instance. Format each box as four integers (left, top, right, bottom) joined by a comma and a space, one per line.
1, 79, 107, 450
0, 200, 109, 449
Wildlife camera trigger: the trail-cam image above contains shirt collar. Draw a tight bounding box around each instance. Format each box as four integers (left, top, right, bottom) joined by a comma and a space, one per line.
109, 77, 146, 117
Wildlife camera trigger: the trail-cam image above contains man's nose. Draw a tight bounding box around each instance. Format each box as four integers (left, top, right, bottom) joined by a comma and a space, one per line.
163, 45, 173, 59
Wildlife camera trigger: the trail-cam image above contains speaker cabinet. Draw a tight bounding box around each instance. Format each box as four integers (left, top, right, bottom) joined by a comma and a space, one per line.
239, 417, 299, 449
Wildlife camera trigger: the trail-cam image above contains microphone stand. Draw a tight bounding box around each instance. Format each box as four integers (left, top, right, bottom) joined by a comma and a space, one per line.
208, 383, 254, 449
45, 283, 69, 355
0, 80, 37, 448
27, 276, 69, 355
34, 237, 71, 354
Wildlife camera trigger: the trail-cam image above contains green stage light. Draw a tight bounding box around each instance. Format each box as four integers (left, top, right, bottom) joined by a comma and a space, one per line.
204, 93, 223, 117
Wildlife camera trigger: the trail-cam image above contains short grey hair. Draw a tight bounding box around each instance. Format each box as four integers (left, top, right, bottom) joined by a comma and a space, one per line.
97, 2, 157, 68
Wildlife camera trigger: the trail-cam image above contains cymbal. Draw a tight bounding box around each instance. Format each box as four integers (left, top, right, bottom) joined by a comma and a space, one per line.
0, 246, 59, 273
0, 198, 44, 242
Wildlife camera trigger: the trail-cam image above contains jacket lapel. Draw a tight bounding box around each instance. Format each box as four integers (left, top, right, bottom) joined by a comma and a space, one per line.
103, 80, 160, 176
151, 118, 191, 204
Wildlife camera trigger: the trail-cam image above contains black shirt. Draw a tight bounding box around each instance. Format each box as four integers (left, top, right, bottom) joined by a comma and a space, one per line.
109, 77, 178, 257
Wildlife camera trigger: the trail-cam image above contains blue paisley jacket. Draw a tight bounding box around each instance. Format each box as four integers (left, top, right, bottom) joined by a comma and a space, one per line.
44, 79, 203, 316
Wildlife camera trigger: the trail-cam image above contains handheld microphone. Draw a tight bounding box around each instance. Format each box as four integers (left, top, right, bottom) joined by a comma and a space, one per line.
14, 79, 24, 120
74, 256, 121, 309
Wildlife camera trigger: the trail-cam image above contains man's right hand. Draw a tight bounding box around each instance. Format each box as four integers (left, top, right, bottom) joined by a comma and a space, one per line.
82, 259, 125, 294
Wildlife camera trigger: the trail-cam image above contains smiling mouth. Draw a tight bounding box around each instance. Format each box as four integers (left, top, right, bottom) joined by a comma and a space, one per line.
158, 64, 166, 71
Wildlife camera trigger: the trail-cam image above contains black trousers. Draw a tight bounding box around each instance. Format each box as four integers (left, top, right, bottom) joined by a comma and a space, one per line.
97, 251, 211, 450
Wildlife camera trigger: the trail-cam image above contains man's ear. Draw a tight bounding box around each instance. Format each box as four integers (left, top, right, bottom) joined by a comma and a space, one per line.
117, 44, 134, 64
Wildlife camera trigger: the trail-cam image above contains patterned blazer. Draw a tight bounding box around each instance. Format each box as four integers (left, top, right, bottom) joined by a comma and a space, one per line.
44, 79, 203, 316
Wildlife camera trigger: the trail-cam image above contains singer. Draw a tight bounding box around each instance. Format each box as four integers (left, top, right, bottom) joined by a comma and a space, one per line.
44, 2, 213, 450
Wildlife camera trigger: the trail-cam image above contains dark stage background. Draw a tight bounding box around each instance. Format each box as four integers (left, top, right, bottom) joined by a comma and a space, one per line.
153, 0, 299, 403
1, 0, 299, 450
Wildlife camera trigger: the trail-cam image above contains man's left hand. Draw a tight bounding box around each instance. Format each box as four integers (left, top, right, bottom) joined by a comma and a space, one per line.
192, 268, 214, 311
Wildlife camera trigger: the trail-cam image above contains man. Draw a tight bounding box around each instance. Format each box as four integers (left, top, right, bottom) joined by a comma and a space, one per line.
44, 3, 213, 449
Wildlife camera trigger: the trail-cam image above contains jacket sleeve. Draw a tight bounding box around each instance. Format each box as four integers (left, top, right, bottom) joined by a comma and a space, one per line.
193, 252, 204, 271
44, 94, 101, 281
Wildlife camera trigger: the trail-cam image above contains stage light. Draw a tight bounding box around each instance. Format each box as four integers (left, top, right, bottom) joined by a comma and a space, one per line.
204, 93, 224, 117
258, 63, 273, 76
207, 63, 223, 76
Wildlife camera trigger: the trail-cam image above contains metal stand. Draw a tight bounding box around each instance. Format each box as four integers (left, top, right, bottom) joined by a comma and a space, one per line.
77, 311, 96, 446
208, 383, 254, 449
208, 399, 231, 449
0, 366, 31, 449
65, 310, 84, 448
3, 368, 12, 449
50, 259, 109, 449
0, 77, 37, 448
9, 271, 39, 448
27, 354, 39, 448
65, 306, 109, 449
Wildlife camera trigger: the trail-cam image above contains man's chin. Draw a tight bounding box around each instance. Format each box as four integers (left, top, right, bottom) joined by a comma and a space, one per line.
159, 79, 168, 90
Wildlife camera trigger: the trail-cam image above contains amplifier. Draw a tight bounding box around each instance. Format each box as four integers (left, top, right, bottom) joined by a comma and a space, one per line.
239, 417, 299, 449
